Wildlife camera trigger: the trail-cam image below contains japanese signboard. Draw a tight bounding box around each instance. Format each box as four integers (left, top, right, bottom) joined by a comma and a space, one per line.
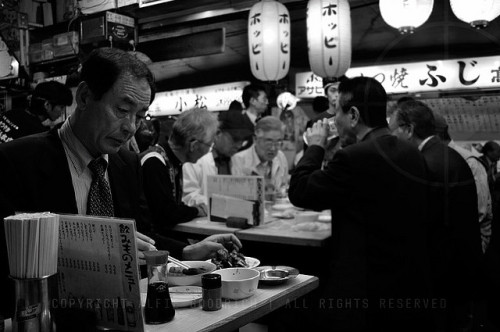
147, 81, 250, 116
57, 214, 143, 331
296, 55, 500, 98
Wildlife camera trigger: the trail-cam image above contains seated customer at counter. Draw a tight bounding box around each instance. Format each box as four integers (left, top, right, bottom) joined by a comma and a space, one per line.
141, 108, 219, 229
288, 77, 432, 331
232, 116, 289, 200
0, 47, 241, 318
182, 111, 251, 208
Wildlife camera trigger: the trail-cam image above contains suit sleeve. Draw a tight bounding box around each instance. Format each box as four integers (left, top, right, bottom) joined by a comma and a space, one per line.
142, 157, 198, 232
289, 145, 353, 211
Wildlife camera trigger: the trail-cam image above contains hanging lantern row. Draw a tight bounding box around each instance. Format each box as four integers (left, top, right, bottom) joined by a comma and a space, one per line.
247, 0, 500, 83
248, 0, 352, 82
380, 0, 500, 34
248, 0, 291, 82
307, 0, 352, 80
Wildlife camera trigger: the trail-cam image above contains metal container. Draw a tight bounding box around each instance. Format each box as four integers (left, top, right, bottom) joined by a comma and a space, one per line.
11, 276, 54, 332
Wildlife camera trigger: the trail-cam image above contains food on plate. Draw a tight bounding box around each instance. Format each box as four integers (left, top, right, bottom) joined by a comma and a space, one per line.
211, 247, 248, 269
168, 266, 209, 276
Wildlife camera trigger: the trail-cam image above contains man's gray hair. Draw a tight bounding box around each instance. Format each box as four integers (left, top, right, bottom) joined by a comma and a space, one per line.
170, 108, 219, 148
255, 116, 284, 136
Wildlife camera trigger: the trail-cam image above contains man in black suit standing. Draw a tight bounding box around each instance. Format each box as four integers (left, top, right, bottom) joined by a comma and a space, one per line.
0, 48, 240, 318
289, 77, 432, 331
388, 99, 482, 331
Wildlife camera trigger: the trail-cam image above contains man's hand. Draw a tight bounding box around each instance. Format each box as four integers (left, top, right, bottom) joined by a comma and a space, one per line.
196, 203, 208, 217
136, 232, 157, 265
182, 234, 242, 261
306, 118, 329, 148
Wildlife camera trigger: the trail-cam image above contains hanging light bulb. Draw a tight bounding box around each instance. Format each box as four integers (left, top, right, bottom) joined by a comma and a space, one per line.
307, 0, 352, 80
248, 0, 291, 82
450, 0, 500, 28
379, 0, 434, 34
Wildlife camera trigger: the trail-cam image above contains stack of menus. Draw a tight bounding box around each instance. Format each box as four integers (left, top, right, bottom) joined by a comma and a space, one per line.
206, 175, 265, 226
56, 214, 143, 331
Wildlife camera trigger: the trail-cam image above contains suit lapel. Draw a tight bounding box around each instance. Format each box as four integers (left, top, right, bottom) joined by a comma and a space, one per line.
44, 130, 78, 214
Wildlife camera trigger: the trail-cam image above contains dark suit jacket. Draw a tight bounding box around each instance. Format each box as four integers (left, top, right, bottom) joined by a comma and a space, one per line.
289, 128, 432, 331
420, 136, 482, 300
0, 129, 186, 317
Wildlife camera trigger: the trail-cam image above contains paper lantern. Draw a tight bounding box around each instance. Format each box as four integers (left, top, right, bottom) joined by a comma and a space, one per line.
307, 0, 352, 79
379, 0, 434, 34
450, 0, 500, 28
248, 0, 290, 81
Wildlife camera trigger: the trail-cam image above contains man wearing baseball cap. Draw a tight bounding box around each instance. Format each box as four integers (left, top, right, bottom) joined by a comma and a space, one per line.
0, 81, 73, 143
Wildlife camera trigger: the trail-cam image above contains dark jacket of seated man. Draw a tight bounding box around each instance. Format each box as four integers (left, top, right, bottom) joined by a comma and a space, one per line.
0, 129, 187, 318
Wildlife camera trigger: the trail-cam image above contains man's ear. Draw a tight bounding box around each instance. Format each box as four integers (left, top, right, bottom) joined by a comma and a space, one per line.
407, 123, 415, 139
189, 140, 197, 152
349, 106, 360, 127
75, 81, 91, 110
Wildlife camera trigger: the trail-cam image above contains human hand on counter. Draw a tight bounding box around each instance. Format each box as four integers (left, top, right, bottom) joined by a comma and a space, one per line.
182, 234, 242, 260
196, 202, 208, 217
136, 231, 157, 265
305, 118, 329, 148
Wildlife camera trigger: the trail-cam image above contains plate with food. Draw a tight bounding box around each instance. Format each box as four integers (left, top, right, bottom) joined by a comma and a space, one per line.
208, 247, 260, 269
254, 265, 299, 285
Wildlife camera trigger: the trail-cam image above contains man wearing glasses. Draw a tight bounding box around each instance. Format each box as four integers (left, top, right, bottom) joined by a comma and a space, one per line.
141, 108, 219, 231
232, 116, 289, 201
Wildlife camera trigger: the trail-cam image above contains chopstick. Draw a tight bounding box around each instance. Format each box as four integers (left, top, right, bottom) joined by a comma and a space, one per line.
168, 256, 191, 269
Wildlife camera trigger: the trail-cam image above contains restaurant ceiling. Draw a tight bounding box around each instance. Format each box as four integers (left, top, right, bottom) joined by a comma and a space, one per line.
123, 0, 500, 91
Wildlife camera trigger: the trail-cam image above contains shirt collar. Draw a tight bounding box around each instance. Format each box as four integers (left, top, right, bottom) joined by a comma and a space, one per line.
244, 110, 258, 124
163, 141, 182, 168
59, 118, 109, 176
418, 135, 434, 151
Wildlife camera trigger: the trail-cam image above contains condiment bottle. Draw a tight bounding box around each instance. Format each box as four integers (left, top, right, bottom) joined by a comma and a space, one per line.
202, 274, 222, 311
143, 251, 175, 324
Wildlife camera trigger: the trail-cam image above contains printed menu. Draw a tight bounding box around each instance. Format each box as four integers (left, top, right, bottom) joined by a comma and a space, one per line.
206, 175, 265, 226
56, 214, 143, 331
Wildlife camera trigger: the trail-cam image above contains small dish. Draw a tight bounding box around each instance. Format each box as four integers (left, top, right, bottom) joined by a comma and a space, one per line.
255, 266, 299, 285
168, 286, 203, 308
140, 286, 202, 308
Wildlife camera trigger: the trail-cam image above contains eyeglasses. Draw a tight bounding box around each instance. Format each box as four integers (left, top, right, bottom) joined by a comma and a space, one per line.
257, 137, 283, 149
196, 139, 215, 150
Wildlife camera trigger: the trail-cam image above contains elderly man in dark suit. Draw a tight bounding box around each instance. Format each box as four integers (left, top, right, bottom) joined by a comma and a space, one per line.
289, 77, 432, 331
388, 99, 482, 332
0, 48, 240, 318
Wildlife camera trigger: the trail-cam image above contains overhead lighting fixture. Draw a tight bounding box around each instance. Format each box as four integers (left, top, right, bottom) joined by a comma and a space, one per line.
306, 0, 352, 79
248, 0, 291, 82
379, 0, 434, 34
449, 0, 500, 28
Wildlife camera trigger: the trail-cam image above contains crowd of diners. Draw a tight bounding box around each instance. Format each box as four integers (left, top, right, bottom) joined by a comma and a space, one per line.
0, 47, 499, 332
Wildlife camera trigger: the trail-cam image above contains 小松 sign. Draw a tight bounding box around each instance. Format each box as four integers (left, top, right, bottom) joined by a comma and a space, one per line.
296, 55, 500, 98
147, 81, 250, 116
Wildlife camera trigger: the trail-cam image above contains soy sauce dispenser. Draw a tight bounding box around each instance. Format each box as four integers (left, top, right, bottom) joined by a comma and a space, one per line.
143, 251, 175, 324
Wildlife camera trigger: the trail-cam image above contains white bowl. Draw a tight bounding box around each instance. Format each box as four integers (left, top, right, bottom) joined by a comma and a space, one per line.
167, 261, 216, 286
213, 268, 260, 300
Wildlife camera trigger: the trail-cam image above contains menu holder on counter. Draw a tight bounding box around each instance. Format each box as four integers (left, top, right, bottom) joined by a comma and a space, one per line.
56, 214, 143, 332
206, 175, 264, 226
